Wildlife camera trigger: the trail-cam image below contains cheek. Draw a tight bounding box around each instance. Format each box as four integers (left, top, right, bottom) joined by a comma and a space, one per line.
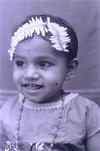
44, 72, 65, 88
54, 79, 65, 88
13, 72, 18, 83
13, 69, 22, 83
54, 73, 66, 88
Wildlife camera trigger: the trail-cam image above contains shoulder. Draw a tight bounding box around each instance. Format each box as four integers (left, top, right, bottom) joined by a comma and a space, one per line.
64, 92, 100, 137
75, 95, 100, 113
63, 92, 100, 139
64, 92, 100, 124
64, 92, 100, 112
0, 94, 19, 118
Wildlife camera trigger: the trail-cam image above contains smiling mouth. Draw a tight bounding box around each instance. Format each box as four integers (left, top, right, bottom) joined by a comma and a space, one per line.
22, 83, 43, 90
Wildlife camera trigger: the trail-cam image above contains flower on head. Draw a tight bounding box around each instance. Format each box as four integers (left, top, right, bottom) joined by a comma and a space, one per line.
8, 17, 71, 61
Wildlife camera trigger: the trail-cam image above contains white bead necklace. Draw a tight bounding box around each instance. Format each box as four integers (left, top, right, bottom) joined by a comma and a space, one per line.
5, 92, 65, 151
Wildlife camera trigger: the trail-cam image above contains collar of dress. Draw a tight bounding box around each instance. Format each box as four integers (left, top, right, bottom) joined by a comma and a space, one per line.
18, 92, 78, 110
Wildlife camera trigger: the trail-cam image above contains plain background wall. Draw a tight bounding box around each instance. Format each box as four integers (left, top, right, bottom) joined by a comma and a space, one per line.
0, 0, 100, 92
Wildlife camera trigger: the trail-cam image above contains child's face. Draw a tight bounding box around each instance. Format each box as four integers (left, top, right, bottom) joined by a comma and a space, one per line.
13, 36, 69, 103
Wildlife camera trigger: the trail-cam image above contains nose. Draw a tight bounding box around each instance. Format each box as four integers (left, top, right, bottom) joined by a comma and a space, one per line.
24, 65, 40, 80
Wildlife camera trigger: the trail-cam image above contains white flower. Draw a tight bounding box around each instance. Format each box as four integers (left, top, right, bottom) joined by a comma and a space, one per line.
47, 17, 70, 52
8, 16, 71, 60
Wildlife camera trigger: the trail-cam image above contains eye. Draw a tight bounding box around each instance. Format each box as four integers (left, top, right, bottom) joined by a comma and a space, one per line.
14, 60, 25, 67
39, 60, 52, 67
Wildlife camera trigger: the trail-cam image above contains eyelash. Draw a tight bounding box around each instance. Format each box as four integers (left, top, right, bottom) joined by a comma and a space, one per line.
15, 60, 25, 67
39, 61, 52, 67
14, 60, 53, 69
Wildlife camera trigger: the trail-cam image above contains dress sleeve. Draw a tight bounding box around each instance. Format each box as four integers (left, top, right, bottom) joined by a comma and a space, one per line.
0, 105, 8, 151
0, 120, 8, 151
86, 100, 100, 138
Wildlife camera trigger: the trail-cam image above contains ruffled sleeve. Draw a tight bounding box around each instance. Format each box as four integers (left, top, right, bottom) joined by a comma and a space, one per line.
86, 100, 100, 138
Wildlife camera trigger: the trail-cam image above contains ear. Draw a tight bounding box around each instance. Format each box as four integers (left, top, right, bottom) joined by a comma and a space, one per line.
65, 58, 78, 80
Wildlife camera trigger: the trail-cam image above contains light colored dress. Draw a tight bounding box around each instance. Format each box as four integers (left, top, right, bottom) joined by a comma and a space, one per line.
0, 92, 100, 151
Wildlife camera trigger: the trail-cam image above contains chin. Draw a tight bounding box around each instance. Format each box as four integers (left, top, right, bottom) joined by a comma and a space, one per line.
24, 94, 43, 103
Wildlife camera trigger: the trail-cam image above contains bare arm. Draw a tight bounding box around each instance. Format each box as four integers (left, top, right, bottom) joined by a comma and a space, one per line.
85, 131, 100, 151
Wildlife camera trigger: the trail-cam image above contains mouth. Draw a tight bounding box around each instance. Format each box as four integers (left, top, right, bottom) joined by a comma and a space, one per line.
22, 83, 43, 90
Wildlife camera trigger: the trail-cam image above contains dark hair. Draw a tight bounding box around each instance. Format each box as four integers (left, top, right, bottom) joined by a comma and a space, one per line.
12, 14, 78, 61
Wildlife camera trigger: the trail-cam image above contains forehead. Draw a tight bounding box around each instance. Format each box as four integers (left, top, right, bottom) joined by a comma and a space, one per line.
15, 36, 67, 60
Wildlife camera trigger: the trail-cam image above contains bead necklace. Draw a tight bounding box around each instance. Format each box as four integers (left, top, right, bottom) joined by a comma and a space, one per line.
5, 92, 65, 151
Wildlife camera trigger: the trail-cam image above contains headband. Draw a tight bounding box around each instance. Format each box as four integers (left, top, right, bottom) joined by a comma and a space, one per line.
8, 17, 71, 60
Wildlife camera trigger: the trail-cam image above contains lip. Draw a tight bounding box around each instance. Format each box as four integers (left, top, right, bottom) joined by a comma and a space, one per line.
22, 83, 44, 91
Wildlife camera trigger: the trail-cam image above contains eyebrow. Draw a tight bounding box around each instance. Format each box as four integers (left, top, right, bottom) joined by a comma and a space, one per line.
36, 56, 56, 61
13, 55, 56, 62
13, 55, 25, 60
